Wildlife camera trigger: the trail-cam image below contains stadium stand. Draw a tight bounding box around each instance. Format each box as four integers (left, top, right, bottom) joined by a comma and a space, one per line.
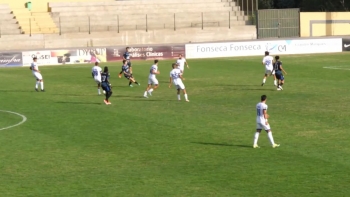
49, 0, 253, 33
0, 4, 21, 35
0, 0, 256, 50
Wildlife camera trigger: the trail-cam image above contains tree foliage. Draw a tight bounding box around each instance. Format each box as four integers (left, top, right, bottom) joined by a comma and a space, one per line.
257, 0, 350, 11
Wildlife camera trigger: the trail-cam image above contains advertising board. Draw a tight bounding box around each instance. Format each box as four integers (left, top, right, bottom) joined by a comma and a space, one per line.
0, 52, 23, 67
185, 38, 343, 59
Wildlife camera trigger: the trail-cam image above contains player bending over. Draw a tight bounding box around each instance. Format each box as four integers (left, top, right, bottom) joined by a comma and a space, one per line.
169, 63, 189, 102
176, 54, 189, 74
261, 51, 277, 86
253, 95, 280, 148
92, 62, 102, 95
121, 60, 140, 87
119, 47, 132, 78
273, 56, 287, 91
144, 59, 160, 98
101, 66, 112, 105
30, 57, 45, 92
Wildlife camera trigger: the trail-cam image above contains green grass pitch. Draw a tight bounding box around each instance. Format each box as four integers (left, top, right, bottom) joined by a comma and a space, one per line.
1, 52, 350, 196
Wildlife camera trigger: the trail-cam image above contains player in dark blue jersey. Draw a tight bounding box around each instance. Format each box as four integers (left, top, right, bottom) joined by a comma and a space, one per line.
273, 56, 287, 91
120, 60, 140, 87
101, 66, 112, 105
119, 47, 132, 77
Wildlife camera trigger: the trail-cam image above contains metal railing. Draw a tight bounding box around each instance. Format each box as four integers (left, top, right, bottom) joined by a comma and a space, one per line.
54, 10, 252, 34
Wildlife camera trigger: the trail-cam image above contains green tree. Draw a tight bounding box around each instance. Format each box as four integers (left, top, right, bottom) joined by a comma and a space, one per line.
274, 0, 296, 8
258, 0, 274, 9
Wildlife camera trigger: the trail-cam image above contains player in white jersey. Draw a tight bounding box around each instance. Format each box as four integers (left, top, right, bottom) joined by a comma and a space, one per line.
144, 59, 160, 98
176, 54, 189, 73
261, 51, 277, 86
253, 95, 280, 148
30, 57, 45, 92
169, 63, 189, 102
91, 62, 102, 95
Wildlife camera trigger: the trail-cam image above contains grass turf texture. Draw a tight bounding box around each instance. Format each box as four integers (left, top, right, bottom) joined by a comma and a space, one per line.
0, 52, 350, 196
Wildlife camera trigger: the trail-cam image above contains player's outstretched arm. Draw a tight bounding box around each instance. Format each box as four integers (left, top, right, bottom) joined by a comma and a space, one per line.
281, 66, 287, 75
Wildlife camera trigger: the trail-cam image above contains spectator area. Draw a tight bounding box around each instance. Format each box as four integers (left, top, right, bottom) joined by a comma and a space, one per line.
49, 0, 254, 33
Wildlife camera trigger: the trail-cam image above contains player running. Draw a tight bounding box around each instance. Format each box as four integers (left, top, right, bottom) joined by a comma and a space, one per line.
169, 63, 189, 102
91, 62, 102, 95
119, 47, 132, 79
30, 57, 45, 92
101, 66, 112, 105
253, 95, 280, 148
261, 51, 277, 86
176, 54, 189, 73
273, 56, 287, 91
143, 59, 160, 98
120, 60, 140, 87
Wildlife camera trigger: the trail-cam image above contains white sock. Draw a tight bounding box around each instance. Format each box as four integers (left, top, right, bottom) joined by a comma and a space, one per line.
253, 132, 260, 145
148, 88, 153, 93
35, 81, 39, 89
267, 132, 275, 145
40, 82, 44, 90
274, 79, 277, 85
184, 94, 188, 101
177, 94, 180, 100
98, 88, 101, 94
263, 78, 266, 83
144, 91, 147, 96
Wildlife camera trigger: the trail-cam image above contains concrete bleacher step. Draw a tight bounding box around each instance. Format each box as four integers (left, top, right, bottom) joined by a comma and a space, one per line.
51, 3, 232, 12
49, 0, 226, 7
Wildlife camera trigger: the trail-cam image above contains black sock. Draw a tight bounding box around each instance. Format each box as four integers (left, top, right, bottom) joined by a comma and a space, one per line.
129, 81, 132, 86
119, 71, 123, 75
134, 81, 139, 85
107, 92, 112, 100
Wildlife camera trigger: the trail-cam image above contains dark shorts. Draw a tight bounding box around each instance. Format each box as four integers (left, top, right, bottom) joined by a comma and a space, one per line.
124, 73, 133, 79
275, 71, 284, 80
101, 82, 111, 92
127, 61, 132, 67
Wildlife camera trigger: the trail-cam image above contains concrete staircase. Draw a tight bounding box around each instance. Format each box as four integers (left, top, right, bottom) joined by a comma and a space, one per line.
12, 9, 58, 34
0, 0, 115, 35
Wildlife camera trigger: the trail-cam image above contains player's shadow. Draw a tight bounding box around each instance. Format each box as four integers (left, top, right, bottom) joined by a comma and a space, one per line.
0, 90, 36, 92
191, 142, 251, 148
55, 101, 101, 105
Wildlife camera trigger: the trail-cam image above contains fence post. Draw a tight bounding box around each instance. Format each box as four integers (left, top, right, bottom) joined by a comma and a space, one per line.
88, 16, 91, 34
201, 12, 203, 30
29, 18, 32, 37
247, 0, 249, 16
59, 16, 61, 35
117, 15, 119, 33
174, 13, 176, 31
229, 11, 231, 29
146, 14, 148, 32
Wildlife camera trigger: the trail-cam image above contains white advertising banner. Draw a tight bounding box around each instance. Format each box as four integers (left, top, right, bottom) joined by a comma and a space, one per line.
185, 38, 342, 59
22, 51, 52, 66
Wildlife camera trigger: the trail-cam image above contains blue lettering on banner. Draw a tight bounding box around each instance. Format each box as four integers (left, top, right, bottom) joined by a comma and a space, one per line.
196, 45, 228, 52
0, 52, 23, 67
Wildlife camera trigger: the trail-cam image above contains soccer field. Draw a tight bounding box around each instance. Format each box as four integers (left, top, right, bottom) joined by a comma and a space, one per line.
1, 52, 350, 196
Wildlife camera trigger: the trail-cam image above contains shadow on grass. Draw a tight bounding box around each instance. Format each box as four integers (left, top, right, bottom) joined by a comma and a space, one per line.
191, 142, 252, 148
0, 89, 37, 93
56, 101, 102, 105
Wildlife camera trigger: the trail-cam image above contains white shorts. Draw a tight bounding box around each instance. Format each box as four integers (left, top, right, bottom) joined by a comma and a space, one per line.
256, 122, 271, 131
179, 67, 184, 73
94, 78, 101, 84
33, 72, 43, 80
175, 81, 185, 90
148, 77, 158, 85
265, 70, 275, 76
